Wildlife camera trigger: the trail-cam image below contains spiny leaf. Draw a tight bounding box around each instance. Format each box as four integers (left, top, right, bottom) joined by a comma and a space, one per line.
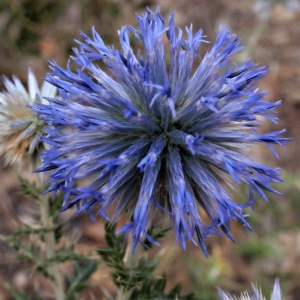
144, 226, 171, 249
97, 222, 197, 299
64, 260, 98, 300
18, 176, 41, 200
6, 285, 43, 300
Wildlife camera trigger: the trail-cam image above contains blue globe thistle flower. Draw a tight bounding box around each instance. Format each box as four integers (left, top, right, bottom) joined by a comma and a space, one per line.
33, 7, 288, 256
218, 278, 282, 300
253, 0, 300, 20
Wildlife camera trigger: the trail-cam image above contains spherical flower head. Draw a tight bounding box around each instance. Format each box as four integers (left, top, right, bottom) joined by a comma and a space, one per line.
33, 7, 288, 255
218, 279, 282, 300
0, 69, 57, 169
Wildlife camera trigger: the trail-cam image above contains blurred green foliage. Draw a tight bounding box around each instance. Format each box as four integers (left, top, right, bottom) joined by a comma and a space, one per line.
97, 223, 200, 300
0, 177, 98, 300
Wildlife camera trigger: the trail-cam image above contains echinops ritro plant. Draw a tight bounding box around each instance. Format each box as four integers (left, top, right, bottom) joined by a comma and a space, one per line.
33, 7, 288, 255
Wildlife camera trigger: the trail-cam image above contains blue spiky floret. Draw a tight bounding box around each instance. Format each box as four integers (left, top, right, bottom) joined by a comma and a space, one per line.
32, 7, 288, 256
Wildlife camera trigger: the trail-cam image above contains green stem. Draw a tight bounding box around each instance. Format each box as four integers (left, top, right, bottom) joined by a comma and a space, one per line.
116, 233, 142, 300
40, 194, 65, 300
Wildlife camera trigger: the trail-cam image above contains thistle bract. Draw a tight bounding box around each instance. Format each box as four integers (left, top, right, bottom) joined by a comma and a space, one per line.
33, 7, 287, 255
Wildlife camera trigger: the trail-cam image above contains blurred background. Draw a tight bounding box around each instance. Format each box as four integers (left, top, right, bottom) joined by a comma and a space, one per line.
0, 0, 299, 299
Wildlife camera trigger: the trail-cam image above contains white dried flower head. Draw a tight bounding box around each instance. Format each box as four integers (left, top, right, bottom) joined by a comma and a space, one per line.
218, 279, 282, 300
0, 69, 57, 169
